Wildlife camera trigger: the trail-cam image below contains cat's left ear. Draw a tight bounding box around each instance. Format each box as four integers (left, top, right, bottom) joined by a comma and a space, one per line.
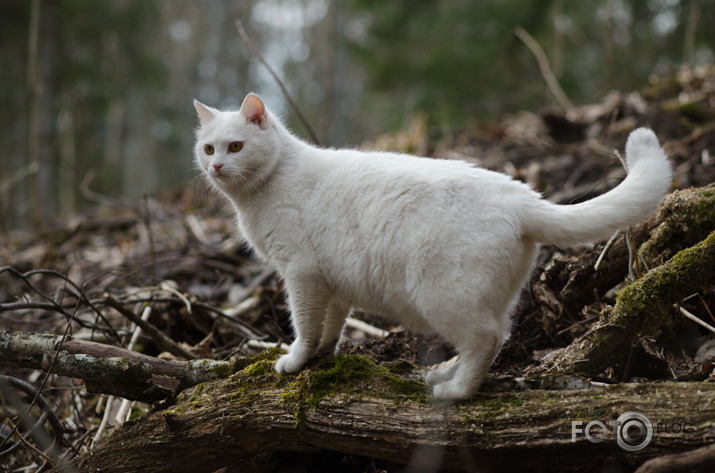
194, 100, 219, 125
240, 93, 267, 129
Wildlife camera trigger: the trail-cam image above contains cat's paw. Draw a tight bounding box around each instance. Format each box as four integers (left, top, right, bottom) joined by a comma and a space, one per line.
425, 371, 447, 386
432, 380, 472, 401
424, 365, 458, 386
274, 353, 307, 374
316, 339, 339, 355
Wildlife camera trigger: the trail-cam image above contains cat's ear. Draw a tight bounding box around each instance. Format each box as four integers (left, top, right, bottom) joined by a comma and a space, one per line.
240, 93, 267, 129
194, 100, 219, 125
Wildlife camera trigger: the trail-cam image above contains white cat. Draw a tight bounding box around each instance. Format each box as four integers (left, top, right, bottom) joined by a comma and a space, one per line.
193, 93, 672, 401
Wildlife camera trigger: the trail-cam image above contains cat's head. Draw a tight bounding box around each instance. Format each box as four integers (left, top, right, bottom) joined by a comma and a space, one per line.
193, 93, 282, 198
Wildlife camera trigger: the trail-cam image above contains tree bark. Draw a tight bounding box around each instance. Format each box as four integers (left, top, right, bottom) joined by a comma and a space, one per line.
47, 354, 715, 473
0, 331, 237, 401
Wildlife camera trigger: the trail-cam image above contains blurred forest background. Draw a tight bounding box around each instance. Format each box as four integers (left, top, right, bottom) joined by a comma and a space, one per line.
1, 0, 714, 233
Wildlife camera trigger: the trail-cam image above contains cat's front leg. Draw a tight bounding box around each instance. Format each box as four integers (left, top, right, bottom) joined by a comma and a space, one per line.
275, 274, 330, 374
316, 297, 350, 354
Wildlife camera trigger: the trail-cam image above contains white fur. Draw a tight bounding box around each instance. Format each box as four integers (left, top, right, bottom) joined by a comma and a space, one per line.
193, 95, 672, 401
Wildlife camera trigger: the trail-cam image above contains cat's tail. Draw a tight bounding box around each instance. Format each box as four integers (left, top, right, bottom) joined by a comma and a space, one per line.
522, 128, 672, 246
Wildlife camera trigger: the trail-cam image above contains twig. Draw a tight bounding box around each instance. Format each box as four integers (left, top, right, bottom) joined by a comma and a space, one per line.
236, 19, 321, 145
514, 26, 574, 113
104, 295, 198, 360
0, 375, 64, 462
185, 214, 211, 246
0, 160, 39, 196
223, 294, 261, 318
594, 230, 621, 271
345, 317, 389, 338
613, 149, 627, 170
79, 170, 118, 206
142, 195, 159, 285
231, 267, 275, 304
91, 395, 114, 448
0, 266, 120, 341
625, 228, 636, 282
245, 339, 290, 352
0, 288, 79, 456
115, 305, 152, 424
114, 296, 265, 339
699, 293, 715, 325
4, 419, 55, 467
556, 315, 600, 336
159, 281, 192, 314
678, 305, 715, 335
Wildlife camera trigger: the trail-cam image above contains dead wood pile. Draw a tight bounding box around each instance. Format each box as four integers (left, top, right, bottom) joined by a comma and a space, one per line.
2, 66, 715, 473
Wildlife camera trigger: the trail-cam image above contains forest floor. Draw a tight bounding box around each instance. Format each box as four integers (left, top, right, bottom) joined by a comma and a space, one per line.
2, 65, 715, 472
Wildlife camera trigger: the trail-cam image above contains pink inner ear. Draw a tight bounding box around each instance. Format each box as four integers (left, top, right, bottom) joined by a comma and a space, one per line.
240, 94, 266, 128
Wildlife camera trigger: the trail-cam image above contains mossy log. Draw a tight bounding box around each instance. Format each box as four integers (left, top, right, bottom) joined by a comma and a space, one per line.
49, 353, 715, 473
540, 228, 715, 376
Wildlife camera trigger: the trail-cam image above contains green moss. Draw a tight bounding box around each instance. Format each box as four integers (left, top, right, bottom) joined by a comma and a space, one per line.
610, 229, 715, 332
458, 393, 525, 430
639, 185, 715, 267
224, 349, 285, 403
589, 408, 606, 420
210, 362, 235, 378
207, 347, 285, 379
476, 395, 523, 410
241, 359, 275, 377
279, 354, 428, 426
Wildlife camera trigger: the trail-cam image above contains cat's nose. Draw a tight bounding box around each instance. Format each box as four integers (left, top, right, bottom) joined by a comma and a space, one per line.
213, 163, 223, 173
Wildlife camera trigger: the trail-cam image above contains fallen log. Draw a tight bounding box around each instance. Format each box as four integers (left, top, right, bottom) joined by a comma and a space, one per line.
6, 330, 712, 472
46, 353, 715, 473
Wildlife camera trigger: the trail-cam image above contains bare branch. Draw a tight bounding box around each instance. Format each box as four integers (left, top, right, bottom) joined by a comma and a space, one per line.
515, 26, 575, 113
103, 295, 198, 360
0, 331, 236, 401
236, 19, 321, 145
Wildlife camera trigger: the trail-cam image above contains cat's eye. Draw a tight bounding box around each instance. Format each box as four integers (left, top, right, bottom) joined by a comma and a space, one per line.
228, 141, 243, 153
204, 144, 214, 155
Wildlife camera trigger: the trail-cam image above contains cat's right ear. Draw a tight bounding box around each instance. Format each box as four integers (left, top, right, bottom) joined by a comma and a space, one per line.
194, 100, 218, 125
240, 94, 267, 129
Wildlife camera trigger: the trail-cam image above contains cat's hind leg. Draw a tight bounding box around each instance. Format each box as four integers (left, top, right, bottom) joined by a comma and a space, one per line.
275, 275, 330, 374
432, 330, 503, 401
317, 297, 351, 354
424, 359, 460, 386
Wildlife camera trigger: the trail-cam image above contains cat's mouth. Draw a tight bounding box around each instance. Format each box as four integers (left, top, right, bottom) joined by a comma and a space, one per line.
209, 169, 229, 181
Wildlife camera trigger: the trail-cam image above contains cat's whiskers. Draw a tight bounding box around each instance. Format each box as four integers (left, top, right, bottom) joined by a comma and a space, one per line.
219, 166, 264, 197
